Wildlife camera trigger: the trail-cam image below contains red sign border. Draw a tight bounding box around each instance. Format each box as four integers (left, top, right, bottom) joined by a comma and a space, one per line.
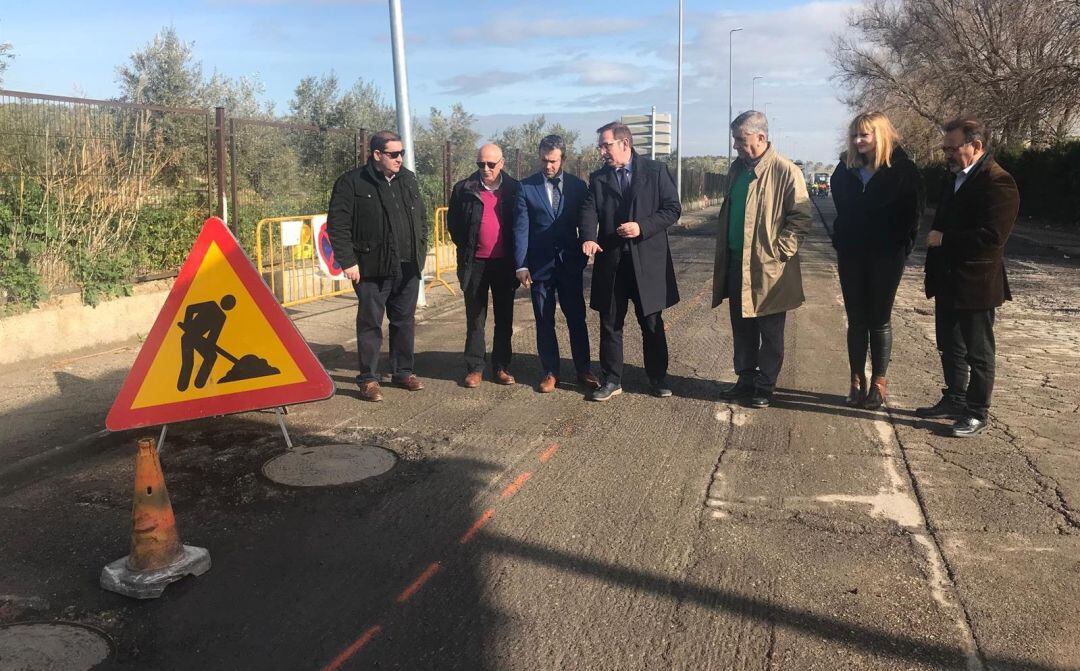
106, 217, 335, 431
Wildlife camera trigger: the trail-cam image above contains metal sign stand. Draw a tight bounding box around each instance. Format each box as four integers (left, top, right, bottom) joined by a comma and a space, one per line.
157, 425, 169, 455
274, 407, 294, 449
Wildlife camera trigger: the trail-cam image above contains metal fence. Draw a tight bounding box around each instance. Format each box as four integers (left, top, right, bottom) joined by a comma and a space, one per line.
0, 89, 216, 292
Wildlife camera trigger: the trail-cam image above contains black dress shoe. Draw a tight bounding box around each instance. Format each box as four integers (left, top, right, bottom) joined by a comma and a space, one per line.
719, 381, 755, 401
747, 389, 772, 408
915, 397, 966, 419
649, 379, 672, 398
589, 382, 623, 402
950, 416, 987, 437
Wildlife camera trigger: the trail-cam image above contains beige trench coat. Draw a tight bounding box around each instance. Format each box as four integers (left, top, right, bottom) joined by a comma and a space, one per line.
712, 145, 812, 317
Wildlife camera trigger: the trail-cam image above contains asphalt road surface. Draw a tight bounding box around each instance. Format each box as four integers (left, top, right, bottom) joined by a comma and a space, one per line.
1, 201, 1078, 670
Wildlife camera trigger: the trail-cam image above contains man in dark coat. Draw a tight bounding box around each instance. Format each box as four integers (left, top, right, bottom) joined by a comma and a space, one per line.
580, 121, 681, 401
447, 143, 521, 388
326, 131, 428, 402
918, 117, 1020, 437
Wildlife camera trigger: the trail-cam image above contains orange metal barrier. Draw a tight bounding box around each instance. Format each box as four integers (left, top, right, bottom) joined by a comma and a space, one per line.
426, 206, 457, 295
254, 215, 351, 307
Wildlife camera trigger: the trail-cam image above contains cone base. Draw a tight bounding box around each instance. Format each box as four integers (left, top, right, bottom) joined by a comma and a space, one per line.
100, 544, 211, 599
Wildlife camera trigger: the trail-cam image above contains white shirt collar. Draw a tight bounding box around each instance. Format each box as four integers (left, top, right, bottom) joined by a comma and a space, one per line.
481, 175, 503, 191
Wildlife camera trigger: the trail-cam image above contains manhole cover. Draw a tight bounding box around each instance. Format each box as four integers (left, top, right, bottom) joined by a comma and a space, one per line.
262, 444, 396, 486
0, 622, 111, 671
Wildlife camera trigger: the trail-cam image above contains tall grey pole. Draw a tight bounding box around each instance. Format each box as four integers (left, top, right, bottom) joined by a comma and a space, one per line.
388, 0, 423, 305
389, 0, 416, 174
752, 76, 763, 110
675, 0, 683, 199
650, 105, 657, 159
727, 27, 742, 171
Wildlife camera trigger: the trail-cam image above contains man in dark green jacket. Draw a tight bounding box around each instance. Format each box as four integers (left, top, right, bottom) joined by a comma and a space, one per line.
327, 131, 428, 402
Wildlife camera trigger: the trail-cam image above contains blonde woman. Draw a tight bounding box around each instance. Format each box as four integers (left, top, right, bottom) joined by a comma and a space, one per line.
830, 112, 924, 408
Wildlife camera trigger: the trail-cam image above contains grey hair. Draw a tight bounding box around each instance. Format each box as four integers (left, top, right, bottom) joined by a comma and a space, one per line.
730, 111, 769, 137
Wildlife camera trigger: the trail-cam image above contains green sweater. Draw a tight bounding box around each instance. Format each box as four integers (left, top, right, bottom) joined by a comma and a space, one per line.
727, 168, 755, 254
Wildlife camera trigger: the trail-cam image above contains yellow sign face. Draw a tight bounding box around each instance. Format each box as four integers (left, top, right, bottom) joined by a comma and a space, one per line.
130, 241, 307, 409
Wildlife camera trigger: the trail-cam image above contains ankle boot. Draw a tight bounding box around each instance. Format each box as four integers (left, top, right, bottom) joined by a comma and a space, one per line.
863, 376, 887, 410
845, 372, 867, 407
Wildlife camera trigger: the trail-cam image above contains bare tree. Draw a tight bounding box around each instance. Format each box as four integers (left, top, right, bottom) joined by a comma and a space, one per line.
833, 0, 1080, 149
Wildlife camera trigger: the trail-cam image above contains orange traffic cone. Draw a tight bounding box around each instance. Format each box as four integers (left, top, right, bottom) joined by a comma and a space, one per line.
100, 437, 210, 598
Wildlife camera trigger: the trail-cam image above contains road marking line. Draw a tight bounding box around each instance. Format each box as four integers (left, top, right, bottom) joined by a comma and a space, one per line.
459, 509, 495, 545
539, 443, 559, 463
322, 624, 383, 671
500, 472, 532, 499
396, 562, 442, 604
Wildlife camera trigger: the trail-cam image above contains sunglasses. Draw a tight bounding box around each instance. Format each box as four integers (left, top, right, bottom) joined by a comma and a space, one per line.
379, 150, 405, 159
476, 160, 501, 169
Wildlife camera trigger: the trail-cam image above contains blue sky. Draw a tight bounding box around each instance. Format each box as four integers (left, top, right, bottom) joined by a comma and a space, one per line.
1, 0, 855, 162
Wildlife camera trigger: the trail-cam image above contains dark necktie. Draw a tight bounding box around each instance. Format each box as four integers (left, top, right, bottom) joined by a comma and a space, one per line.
548, 176, 562, 214
617, 168, 630, 197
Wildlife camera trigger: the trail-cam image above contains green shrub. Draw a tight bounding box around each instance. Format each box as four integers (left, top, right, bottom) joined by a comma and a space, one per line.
0, 252, 48, 314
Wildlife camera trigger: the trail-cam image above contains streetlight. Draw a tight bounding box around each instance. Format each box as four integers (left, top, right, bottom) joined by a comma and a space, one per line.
676, 0, 684, 198
727, 27, 743, 171
388, 0, 423, 306
752, 76, 763, 110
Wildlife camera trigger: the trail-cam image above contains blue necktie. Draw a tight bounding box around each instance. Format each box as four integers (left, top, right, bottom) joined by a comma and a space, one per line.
548, 176, 562, 214
617, 168, 630, 197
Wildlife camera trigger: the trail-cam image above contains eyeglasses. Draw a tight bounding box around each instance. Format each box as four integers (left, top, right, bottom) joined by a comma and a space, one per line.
597, 140, 623, 151
379, 150, 405, 159
940, 141, 971, 154
476, 160, 501, 169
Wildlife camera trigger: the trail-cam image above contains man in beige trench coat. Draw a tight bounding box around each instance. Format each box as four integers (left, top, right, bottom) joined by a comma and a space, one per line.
713, 111, 812, 408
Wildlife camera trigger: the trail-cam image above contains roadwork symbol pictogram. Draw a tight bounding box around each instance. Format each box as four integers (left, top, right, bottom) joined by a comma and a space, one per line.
106, 217, 334, 431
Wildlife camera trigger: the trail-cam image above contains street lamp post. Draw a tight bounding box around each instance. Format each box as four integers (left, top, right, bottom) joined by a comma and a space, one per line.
388, 0, 423, 306
727, 27, 743, 171
676, 0, 684, 199
752, 76, 763, 110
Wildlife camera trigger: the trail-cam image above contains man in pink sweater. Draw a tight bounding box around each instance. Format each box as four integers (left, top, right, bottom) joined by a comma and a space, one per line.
447, 144, 522, 387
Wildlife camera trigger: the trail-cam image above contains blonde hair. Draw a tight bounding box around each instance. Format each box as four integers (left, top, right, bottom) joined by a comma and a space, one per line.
845, 112, 901, 170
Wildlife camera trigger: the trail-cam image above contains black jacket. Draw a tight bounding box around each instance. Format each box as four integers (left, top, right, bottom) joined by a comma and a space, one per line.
326, 161, 427, 279
580, 151, 681, 316
830, 147, 924, 256
447, 172, 521, 287
925, 155, 1019, 310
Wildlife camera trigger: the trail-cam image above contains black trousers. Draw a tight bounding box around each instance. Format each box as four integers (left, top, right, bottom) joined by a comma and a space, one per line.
352, 263, 419, 382
462, 257, 518, 373
727, 259, 787, 391
598, 253, 668, 386
837, 249, 905, 378
935, 300, 996, 420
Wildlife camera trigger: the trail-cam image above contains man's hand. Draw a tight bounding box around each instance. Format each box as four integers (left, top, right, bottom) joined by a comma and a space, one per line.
927, 230, 944, 248
343, 264, 361, 282
616, 221, 641, 238
516, 269, 532, 288
582, 241, 603, 258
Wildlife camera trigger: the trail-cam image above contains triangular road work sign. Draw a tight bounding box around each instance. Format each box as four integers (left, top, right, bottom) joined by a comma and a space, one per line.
107, 217, 335, 431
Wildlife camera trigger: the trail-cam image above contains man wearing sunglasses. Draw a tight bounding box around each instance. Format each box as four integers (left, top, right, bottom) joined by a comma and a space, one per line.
920, 117, 1019, 437
447, 143, 522, 387
581, 121, 682, 401
326, 130, 427, 402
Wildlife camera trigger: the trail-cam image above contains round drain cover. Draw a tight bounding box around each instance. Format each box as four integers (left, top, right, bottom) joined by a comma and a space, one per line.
0, 622, 111, 671
262, 444, 396, 486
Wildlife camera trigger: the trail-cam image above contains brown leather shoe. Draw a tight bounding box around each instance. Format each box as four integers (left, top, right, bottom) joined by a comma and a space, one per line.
463, 371, 482, 388
493, 369, 515, 385
392, 375, 424, 391
538, 374, 557, 393
358, 380, 383, 402
576, 371, 601, 390
845, 372, 867, 407
863, 376, 887, 410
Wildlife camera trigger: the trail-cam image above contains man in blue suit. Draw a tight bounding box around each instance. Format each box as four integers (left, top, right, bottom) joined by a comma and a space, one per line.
513, 135, 600, 393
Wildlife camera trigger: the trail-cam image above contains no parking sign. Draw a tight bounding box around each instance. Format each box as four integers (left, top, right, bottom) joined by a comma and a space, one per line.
312, 214, 345, 281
